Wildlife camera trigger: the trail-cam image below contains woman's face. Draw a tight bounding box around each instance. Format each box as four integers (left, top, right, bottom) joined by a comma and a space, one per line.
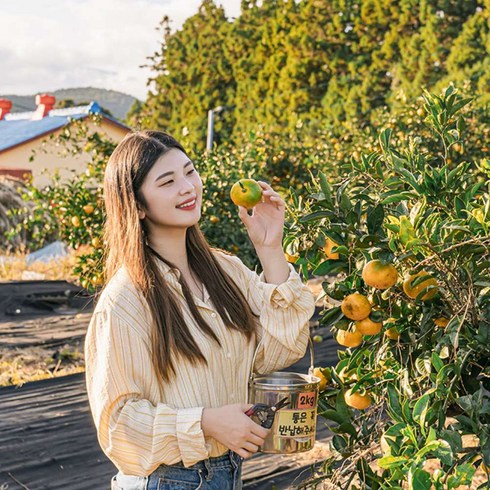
138, 148, 203, 231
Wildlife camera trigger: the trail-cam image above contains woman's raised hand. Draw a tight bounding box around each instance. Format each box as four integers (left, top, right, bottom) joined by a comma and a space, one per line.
201, 404, 270, 459
237, 181, 286, 250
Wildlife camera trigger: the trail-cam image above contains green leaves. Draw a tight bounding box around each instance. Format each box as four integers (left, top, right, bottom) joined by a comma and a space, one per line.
399, 216, 421, 249
282, 85, 489, 490
378, 455, 407, 470
408, 468, 431, 490
367, 204, 385, 234
413, 395, 430, 430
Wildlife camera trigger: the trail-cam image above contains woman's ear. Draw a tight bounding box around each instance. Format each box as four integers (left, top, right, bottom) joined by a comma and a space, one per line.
137, 203, 146, 220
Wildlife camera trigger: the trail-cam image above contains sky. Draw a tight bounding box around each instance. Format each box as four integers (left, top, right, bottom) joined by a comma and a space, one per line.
0, 0, 242, 100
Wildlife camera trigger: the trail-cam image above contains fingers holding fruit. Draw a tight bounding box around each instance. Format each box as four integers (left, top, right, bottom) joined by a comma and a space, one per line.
256, 181, 285, 211
232, 178, 286, 248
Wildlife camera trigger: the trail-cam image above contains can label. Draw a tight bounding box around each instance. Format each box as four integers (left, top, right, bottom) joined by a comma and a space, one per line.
275, 409, 316, 438
297, 391, 316, 409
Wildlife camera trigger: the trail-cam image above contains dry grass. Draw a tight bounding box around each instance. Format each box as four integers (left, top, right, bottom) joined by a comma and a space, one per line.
0, 344, 85, 387
0, 246, 91, 282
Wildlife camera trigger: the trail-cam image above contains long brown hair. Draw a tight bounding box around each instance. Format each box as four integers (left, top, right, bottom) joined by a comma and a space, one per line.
103, 130, 258, 383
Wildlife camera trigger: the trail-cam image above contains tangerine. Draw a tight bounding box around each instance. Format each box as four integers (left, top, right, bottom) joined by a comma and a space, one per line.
344, 389, 372, 410
362, 260, 398, 289
336, 329, 363, 348
313, 367, 329, 391
355, 317, 383, 335
434, 317, 449, 328
385, 327, 400, 340
230, 179, 262, 209
324, 237, 340, 260
341, 293, 371, 321
403, 271, 438, 301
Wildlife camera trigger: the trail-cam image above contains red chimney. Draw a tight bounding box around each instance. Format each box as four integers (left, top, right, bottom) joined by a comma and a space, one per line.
31, 94, 56, 120
0, 99, 12, 120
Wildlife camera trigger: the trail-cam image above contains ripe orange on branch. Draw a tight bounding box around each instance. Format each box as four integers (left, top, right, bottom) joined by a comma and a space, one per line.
385, 327, 400, 340
355, 317, 383, 335
336, 328, 363, 347
434, 317, 449, 328
362, 260, 398, 289
313, 367, 330, 391
341, 293, 371, 320
324, 237, 340, 259
344, 389, 372, 410
230, 179, 262, 209
403, 270, 438, 301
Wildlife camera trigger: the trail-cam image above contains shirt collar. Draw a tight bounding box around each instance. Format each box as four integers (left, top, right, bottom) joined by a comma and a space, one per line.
154, 258, 181, 281
154, 258, 211, 305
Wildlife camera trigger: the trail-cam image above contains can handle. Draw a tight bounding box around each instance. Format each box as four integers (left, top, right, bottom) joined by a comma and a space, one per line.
249, 334, 315, 384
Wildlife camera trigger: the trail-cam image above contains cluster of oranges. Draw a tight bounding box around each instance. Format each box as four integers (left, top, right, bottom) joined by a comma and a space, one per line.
332, 259, 442, 410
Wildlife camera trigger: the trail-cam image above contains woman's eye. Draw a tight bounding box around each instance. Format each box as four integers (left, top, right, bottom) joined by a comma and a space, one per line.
187, 169, 195, 175
161, 180, 173, 186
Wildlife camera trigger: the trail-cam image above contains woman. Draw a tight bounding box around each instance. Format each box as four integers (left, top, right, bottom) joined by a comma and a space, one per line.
84, 130, 315, 490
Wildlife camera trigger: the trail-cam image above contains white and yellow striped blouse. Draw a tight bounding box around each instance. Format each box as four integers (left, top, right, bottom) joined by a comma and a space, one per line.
84, 249, 315, 476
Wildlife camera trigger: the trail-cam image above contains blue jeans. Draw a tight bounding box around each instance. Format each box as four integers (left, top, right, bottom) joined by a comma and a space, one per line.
112, 451, 243, 490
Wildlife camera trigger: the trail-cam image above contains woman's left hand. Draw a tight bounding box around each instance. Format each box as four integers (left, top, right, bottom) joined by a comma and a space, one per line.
237, 181, 285, 249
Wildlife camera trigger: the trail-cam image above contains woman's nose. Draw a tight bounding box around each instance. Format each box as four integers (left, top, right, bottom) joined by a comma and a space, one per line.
179, 178, 195, 194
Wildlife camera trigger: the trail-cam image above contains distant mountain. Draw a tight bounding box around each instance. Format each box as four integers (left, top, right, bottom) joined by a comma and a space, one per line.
1, 87, 141, 121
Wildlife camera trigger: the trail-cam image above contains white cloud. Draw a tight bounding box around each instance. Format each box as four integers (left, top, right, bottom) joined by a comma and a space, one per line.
0, 0, 242, 100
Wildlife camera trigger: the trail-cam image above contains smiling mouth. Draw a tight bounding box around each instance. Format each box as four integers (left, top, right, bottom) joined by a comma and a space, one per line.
176, 199, 197, 209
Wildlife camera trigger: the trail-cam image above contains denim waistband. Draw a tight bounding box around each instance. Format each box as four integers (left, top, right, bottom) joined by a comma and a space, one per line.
166, 451, 241, 470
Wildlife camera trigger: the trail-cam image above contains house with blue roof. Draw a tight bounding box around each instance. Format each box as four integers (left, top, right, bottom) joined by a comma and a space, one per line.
0, 94, 130, 186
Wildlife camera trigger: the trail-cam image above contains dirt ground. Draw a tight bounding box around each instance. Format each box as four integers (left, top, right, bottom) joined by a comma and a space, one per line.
1, 277, 488, 488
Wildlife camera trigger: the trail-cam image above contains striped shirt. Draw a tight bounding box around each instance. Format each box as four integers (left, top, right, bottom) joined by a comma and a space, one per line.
84, 249, 315, 476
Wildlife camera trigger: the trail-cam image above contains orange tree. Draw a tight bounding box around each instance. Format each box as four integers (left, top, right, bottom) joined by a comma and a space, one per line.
285, 86, 490, 488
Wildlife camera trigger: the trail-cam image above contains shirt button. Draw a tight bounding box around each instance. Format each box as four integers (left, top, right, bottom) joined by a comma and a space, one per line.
230, 393, 235, 400
226, 352, 231, 358
211, 312, 217, 318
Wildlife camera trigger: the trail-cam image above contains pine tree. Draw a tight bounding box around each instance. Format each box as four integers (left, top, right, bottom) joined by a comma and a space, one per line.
145, 1, 235, 150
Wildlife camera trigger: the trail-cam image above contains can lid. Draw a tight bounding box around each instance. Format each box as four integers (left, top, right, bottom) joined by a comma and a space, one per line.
251, 371, 319, 389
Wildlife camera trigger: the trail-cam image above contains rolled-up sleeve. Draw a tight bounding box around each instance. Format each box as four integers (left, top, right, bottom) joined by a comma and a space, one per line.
217, 252, 316, 374
84, 307, 208, 476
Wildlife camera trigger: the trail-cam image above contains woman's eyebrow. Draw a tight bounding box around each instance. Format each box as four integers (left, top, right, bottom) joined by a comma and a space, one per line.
155, 161, 193, 182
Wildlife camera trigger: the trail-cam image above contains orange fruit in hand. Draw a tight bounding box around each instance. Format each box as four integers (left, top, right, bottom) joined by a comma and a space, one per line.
344, 389, 372, 410
341, 293, 371, 321
230, 179, 263, 209
355, 317, 382, 335
362, 260, 398, 289
324, 237, 340, 259
336, 328, 363, 348
403, 271, 438, 301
